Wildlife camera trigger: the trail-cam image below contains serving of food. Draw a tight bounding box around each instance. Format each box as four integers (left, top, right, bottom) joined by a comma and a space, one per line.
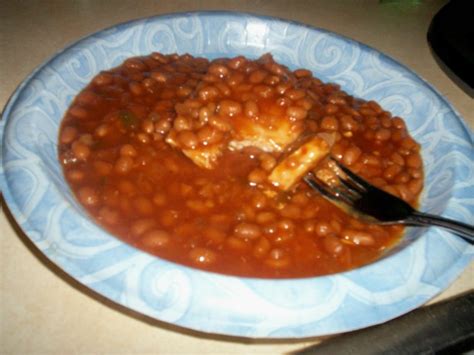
1, 12, 472, 337
59, 52, 423, 278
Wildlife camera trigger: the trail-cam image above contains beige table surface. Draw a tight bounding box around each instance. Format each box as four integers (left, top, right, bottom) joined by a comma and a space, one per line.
1, 1, 473, 354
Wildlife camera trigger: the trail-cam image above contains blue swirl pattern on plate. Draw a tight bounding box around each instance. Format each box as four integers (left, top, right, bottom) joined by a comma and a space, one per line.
1, 12, 473, 338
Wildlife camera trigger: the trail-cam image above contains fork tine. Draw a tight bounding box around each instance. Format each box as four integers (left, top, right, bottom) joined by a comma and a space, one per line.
332, 158, 371, 191
337, 175, 364, 198
304, 174, 355, 206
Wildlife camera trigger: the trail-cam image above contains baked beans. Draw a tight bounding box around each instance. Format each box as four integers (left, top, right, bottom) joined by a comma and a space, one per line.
59, 53, 423, 278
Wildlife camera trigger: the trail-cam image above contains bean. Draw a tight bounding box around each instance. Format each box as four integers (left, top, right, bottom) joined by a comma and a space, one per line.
253, 237, 271, 258
409, 168, 423, 179
368, 100, 383, 114
406, 153, 422, 169
325, 103, 339, 115
294, 69, 312, 78
151, 71, 168, 83
342, 229, 375, 246
383, 164, 402, 180
93, 72, 114, 86
248, 168, 267, 186
279, 204, 301, 219
155, 118, 172, 134
380, 115, 392, 128
142, 77, 158, 91
151, 52, 169, 63
226, 236, 249, 251
198, 85, 219, 101
120, 144, 137, 157
390, 152, 405, 166
396, 184, 413, 202
339, 115, 359, 132
251, 193, 268, 209
264, 75, 280, 85
323, 235, 344, 255
204, 227, 226, 244
259, 153, 276, 171
249, 69, 268, 84
177, 130, 199, 149
275, 83, 291, 95
93, 161, 113, 176
320, 116, 339, 131
391, 129, 406, 142
129, 81, 145, 96
186, 199, 212, 213
315, 222, 332, 237
216, 82, 231, 96
67, 169, 84, 181
327, 95, 347, 105
363, 154, 381, 166
277, 219, 295, 233
218, 100, 242, 116
160, 210, 178, 227
197, 125, 223, 146
71, 141, 90, 161
268, 63, 286, 76
302, 208, 319, 219
114, 156, 134, 174
395, 172, 410, 184
141, 119, 154, 134
342, 146, 362, 166
60, 126, 77, 144
141, 230, 170, 248
130, 218, 156, 236
152, 193, 166, 206
117, 179, 136, 196
375, 128, 391, 141
292, 192, 310, 206
287, 106, 307, 120
228, 56, 247, 69
208, 63, 229, 77
124, 58, 147, 71
256, 211, 277, 225
392, 117, 406, 129
234, 222, 262, 240
174, 116, 192, 131
189, 248, 217, 265
244, 100, 259, 118
276, 97, 291, 107
265, 249, 290, 268
98, 207, 119, 225
227, 72, 245, 86
94, 124, 109, 137
69, 106, 89, 119
136, 133, 150, 144
78, 186, 99, 207
360, 107, 376, 117
330, 143, 345, 161
408, 178, 423, 195
303, 220, 316, 233
383, 185, 399, 197
253, 85, 274, 98
134, 196, 153, 216
118, 198, 132, 215
285, 89, 306, 101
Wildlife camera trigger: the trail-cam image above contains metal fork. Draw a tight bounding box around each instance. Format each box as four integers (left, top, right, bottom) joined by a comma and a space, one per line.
304, 159, 474, 242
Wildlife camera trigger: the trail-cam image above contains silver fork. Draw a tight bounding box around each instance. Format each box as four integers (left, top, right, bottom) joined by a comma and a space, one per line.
304, 159, 474, 242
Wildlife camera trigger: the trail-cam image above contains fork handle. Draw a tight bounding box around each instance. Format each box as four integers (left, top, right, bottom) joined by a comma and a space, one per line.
407, 212, 474, 243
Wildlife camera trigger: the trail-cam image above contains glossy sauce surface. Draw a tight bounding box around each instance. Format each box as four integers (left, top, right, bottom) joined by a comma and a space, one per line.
58, 53, 423, 278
